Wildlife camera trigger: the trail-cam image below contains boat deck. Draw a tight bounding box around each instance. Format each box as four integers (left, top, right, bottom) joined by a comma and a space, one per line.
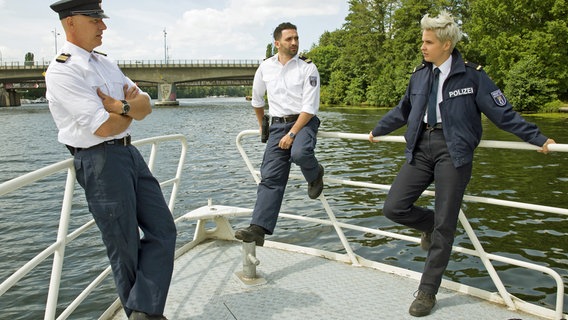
110, 239, 543, 320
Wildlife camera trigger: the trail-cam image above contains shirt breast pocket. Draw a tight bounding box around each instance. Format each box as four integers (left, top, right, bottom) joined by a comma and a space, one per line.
85, 71, 107, 94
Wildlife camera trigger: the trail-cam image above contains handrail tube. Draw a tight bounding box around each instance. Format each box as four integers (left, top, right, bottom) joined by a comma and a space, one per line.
0, 241, 61, 296
56, 267, 113, 320
457, 211, 516, 309
319, 196, 359, 265
320, 175, 568, 216
0, 159, 73, 196
319, 131, 568, 152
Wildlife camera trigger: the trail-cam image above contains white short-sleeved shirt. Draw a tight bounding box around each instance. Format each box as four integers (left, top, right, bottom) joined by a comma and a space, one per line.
251, 54, 320, 117
45, 41, 148, 148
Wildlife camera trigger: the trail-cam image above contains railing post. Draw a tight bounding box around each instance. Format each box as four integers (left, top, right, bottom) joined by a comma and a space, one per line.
44, 167, 76, 320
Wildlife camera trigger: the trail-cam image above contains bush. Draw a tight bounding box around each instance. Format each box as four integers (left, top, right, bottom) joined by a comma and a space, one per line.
504, 55, 557, 112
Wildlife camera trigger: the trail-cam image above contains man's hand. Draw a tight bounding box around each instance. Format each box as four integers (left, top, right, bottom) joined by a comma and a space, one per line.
97, 84, 139, 115
123, 84, 139, 100
279, 134, 294, 149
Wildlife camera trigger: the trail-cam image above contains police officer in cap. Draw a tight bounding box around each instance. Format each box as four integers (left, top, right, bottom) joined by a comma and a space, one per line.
46, 1, 176, 319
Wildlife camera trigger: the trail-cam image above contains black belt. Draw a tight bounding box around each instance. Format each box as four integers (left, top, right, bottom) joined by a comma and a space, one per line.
271, 114, 299, 124
425, 123, 443, 131
66, 135, 132, 156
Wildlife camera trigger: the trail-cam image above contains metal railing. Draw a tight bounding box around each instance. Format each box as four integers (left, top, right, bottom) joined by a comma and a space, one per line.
0, 59, 261, 70
236, 130, 568, 320
0, 134, 187, 320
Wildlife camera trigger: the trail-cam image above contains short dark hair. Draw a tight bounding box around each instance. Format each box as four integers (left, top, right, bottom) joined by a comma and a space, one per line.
273, 22, 297, 40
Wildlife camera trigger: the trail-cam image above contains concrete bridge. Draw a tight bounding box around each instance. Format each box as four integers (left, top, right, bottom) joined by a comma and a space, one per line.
0, 59, 260, 106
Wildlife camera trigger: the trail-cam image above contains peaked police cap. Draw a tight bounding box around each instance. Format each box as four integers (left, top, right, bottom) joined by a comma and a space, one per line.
50, 0, 109, 20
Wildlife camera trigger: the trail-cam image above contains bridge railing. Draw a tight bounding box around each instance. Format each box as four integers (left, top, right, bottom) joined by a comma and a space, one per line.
117, 59, 261, 68
0, 61, 51, 70
0, 59, 261, 70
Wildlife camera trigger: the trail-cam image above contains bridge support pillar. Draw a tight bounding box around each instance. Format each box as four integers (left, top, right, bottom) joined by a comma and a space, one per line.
155, 83, 179, 106
0, 88, 21, 107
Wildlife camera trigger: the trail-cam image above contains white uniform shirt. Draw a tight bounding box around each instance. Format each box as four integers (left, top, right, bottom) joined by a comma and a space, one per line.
251, 54, 320, 117
46, 41, 148, 148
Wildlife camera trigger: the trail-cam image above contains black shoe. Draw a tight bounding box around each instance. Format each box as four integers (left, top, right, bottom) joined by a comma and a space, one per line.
308, 164, 324, 199
129, 311, 168, 320
234, 224, 266, 246
420, 231, 432, 251
409, 290, 436, 317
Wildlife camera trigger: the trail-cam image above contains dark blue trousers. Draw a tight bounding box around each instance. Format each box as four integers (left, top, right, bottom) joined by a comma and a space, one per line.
251, 116, 320, 234
382, 128, 472, 295
73, 143, 176, 316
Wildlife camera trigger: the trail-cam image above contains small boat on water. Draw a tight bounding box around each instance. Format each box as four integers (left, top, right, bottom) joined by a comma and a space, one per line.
0, 131, 567, 320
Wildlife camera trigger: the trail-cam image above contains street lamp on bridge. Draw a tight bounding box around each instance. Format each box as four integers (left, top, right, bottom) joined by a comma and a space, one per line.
163, 28, 168, 63
52, 28, 60, 55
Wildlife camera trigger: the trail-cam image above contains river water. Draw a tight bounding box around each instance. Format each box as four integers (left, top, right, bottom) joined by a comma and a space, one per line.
0, 98, 567, 319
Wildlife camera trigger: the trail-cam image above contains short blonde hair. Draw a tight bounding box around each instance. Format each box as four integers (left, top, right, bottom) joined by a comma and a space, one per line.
421, 10, 462, 50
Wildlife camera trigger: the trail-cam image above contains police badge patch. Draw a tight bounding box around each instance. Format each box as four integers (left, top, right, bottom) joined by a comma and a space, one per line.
491, 89, 507, 107
309, 76, 318, 87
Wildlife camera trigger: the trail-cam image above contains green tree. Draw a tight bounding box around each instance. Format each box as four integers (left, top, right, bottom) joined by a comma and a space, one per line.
310, 0, 566, 110
307, 30, 345, 85
463, 0, 568, 109
505, 55, 558, 112
265, 43, 276, 59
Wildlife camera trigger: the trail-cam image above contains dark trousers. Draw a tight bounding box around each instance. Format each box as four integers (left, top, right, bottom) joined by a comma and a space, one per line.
73, 143, 177, 316
383, 128, 472, 294
251, 116, 320, 234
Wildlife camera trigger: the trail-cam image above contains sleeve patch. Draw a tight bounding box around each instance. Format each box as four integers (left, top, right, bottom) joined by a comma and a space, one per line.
491, 89, 507, 106
309, 76, 318, 87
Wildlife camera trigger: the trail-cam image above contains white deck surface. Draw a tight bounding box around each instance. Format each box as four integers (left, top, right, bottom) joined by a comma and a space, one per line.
110, 239, 544, 320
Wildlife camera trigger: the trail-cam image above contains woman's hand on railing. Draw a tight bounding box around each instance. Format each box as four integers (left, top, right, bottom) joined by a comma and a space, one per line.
368, 131, 376, 143
539, 138, 556, 154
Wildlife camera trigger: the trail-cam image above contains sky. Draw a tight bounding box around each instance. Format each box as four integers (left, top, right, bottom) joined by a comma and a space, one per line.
0, 0, 350, 64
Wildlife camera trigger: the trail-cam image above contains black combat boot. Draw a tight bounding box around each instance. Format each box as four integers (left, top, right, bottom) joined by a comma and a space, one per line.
409, 290, 436, 317
235, 224, 266, 246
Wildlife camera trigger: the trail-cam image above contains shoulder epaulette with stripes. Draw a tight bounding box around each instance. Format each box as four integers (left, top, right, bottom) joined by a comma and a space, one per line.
56, 53, 71, 63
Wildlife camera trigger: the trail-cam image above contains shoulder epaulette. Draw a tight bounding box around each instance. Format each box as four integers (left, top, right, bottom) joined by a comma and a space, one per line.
93, 50, 107, 56
56, 53, 71, 63
299, 55, 312, 63
465, 61, 483, 71
412, 63, 426, 73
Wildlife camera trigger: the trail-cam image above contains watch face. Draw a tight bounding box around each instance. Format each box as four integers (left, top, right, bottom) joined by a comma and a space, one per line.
121, 100, 130, 114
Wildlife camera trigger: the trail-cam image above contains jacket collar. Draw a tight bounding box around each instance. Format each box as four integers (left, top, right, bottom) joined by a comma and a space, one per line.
421, 48, 466, 77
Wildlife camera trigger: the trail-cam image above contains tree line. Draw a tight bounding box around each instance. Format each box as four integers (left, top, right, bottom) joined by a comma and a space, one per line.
304, 0, 567, 112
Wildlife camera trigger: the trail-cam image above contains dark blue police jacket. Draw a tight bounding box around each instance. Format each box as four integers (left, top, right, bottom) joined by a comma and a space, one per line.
371, 49, 548, 168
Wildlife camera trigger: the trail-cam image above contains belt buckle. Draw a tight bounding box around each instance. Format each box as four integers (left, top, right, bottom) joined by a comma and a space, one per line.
425, 123, 440, 131
284, 115, 297, 123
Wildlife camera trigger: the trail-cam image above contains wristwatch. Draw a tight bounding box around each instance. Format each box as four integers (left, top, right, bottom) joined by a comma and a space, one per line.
120, 100, 130, 115
288, 132, 296, 139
